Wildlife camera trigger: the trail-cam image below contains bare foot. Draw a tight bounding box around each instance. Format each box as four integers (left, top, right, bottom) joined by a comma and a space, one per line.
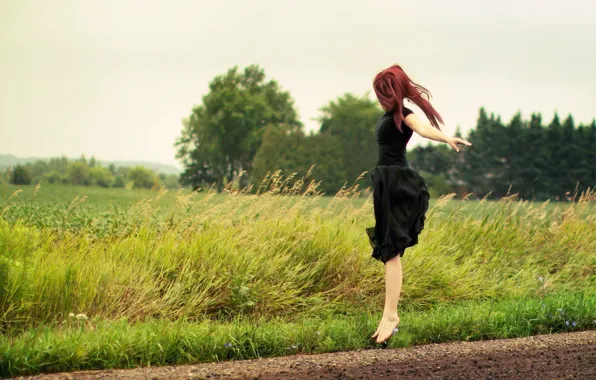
371, 313, 400, 344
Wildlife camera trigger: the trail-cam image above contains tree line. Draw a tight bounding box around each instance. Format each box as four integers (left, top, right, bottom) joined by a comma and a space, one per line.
415, 109, 596, 200
5, 65, 592, 200
176, 65, 595, 200
2, 155, 180, 190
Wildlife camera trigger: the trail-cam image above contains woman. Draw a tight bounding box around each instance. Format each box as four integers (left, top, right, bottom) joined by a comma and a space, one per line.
366, 64, 471, 344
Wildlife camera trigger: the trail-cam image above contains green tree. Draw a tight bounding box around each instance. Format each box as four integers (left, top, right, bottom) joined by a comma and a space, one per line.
317, 93, 382, 186
43, 171, 63, 185
112, 175, 126, 188
89, 156, 98, 168
459, 108, 508, 198
544, 113, 563, 198
452, 109, 595, 201
581, 120, 596, 189
521, 113, 548, 199
89, 167, 114, 188
128, 166, 157, 189
176, 65, 301, 191
410, 144, 453, 178
108, 163, 117, 175
10, 165, 32, 185
409, 144, 458, 194
418, 171, 452, 198
306, 133, 347, 194
48, 156, 69, 173
250, 124, 305, 188
67, 162, 91, 186
251, 125, 347, 195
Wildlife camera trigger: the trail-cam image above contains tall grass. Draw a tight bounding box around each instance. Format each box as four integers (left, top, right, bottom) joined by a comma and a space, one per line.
1, 170, 594, 335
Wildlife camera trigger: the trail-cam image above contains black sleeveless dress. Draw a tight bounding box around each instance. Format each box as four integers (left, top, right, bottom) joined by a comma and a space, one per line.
366, 107, 430, 264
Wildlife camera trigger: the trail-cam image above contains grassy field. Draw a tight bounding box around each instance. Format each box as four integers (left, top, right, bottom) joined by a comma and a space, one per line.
0, 177, 595, 377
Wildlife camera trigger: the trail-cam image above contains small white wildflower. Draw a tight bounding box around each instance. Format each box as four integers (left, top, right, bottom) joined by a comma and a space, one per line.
69, 313, 75, 318
538, 276, 544, 282
75, 313, 88, 321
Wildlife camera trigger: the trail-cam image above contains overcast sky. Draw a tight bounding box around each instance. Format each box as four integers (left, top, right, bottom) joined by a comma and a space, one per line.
1, 0, 595, 167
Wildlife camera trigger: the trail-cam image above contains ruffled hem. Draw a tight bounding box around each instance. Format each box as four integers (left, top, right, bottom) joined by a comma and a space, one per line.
366, 165, 429, 264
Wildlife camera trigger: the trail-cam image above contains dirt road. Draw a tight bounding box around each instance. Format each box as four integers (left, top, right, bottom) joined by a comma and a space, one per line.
22, 330, 595, 379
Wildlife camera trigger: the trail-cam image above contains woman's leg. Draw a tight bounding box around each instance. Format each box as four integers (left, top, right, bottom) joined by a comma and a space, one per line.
371, 254, 402, 343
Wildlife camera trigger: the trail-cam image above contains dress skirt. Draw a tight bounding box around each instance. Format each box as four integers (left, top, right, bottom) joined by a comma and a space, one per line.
366, 165, 430, 264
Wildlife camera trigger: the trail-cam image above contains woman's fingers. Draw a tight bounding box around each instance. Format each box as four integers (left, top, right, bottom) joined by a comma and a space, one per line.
458, 138, 472, 146
449, 138, 472, 151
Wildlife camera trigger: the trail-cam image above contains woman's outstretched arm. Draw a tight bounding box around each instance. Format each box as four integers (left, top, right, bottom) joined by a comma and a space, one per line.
404, 113, 472, 152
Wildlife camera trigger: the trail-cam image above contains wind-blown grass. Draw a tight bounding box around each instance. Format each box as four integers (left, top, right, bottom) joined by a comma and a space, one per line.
0, 171, 594, 377
1, 172, 594, 331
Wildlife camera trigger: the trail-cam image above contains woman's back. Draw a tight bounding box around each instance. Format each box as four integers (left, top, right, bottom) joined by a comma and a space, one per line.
375, 107, 414, 167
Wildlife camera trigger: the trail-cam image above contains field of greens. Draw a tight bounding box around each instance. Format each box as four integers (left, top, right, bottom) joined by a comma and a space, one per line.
0, 177, 595, 377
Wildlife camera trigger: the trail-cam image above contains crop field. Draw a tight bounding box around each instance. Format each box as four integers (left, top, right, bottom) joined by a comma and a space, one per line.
0, 178, 595, 377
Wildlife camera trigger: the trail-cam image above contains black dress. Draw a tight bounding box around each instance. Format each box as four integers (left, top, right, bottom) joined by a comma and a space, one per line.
366, 106, 430, 264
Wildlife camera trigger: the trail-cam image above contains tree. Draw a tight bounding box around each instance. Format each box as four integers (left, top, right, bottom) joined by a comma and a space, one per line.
176, 65, 301, 191
458, 108, 508, 198
67, 162, 91, 186
11, 165, 32, 185
544, 113, 563, 198
409, 144, 453, 178
128, 166, 157, 189
317, 93, 383, 186
43, 171, 63, 184
108, 163, 117, 175
250, 124, 305, 187
112, 176, 126, 188
418, 171, 452, 198
305, 133, 347, 194
89, 167, 114, 188
251, 125, 347, 195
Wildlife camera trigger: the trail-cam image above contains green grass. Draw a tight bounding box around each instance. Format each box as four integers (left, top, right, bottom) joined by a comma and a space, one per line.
0, 175, 594, 377
1, 183, 592, 236
1, 181, 594, 330
1, 293, 594, 377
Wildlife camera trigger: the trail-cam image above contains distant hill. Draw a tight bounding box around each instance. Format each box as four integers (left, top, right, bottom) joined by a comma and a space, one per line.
0, 154, 30, 167
0, 154, 182, 175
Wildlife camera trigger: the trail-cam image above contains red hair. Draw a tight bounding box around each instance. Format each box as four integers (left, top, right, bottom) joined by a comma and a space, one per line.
373, 64, 444, 132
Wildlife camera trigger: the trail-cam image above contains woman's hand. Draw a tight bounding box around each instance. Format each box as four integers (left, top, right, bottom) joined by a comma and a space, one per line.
404, 114, 473, 151
446, 137, 472, 152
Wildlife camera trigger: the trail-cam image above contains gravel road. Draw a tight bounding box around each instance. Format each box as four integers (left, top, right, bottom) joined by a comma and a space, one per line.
21, 330, 596, 380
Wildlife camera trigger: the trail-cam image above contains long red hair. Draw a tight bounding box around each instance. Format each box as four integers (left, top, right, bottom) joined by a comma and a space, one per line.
373, 64, 443, 132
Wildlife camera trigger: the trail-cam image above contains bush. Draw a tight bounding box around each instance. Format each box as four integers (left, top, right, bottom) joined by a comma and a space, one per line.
89, 167, 114, 188
128, 166, 157, 189
43, 171, 62, 185
10, 165, 32, 185
112, 176, 126, 188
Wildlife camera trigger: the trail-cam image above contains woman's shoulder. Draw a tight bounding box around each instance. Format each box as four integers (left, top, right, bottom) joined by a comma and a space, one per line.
383, 106, 414, 116
402, 106, 414, 117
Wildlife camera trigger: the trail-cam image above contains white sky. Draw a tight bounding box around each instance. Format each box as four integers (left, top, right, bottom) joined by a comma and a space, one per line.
1, 0, 595, 167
